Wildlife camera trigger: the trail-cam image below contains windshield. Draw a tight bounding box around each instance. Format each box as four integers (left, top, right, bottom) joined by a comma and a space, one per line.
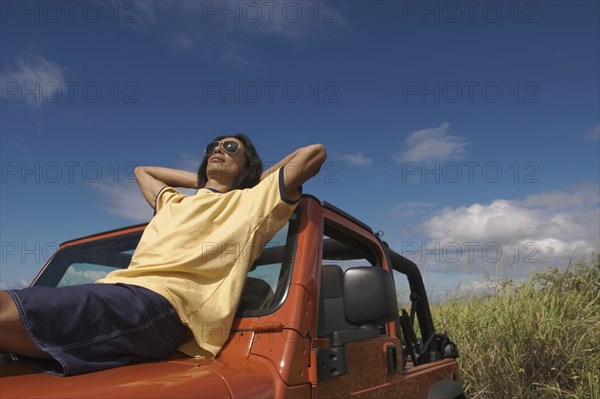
33, 212, 299, 317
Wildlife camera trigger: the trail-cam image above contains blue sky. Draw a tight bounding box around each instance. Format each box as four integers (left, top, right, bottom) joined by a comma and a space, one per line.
1, 1, 599, 298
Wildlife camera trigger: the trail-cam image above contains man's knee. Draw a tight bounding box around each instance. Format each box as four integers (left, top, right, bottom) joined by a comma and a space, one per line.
0, 291, 50, 359
0, 291, 20, 322
0, 292, 20, 349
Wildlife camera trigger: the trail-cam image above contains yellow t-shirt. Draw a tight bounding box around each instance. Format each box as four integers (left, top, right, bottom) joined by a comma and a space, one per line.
97, 167, 299, 358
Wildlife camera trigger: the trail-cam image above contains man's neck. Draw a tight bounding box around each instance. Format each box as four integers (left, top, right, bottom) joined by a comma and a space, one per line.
203, 178, 232, 193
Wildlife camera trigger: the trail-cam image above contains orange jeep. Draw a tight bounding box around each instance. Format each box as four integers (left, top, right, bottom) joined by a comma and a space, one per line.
0, 196, 467, 399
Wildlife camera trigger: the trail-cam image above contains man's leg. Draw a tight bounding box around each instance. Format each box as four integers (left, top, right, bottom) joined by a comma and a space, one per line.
0, 291, 51, 359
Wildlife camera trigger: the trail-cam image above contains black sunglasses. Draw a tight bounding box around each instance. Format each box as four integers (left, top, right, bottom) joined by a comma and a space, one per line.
205, 140, 240, 155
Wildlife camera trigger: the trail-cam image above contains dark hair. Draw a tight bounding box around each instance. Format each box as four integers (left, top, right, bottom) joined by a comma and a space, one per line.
197, 133, 263, 190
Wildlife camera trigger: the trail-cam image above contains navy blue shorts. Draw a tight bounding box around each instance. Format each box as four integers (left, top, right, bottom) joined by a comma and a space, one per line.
7, 283, 187, 376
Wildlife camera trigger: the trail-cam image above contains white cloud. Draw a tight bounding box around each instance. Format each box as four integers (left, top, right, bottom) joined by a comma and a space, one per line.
521, 186, 599, 210
1, 51, 66, 107
393, 122, 469, 163
130, 1, 345, 68
92, 156, 199, 222
338, 152, 373, 167
0, 279, 29, 290
463, 279, 501, 291
419, 183, 599, 259
176, 154, 202, 173
90, 180, 153, 223
391, 201, 437, 218
58, 267, 112, 286
583, 124, 600, 141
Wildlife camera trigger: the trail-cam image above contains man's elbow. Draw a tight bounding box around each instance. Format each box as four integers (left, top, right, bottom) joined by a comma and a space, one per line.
309, 144, 327, 169
299, 144, 327, 182
134, 166, 147, 180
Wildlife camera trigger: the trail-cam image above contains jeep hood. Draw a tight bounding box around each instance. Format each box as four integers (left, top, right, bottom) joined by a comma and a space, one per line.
0, 357, 231, 399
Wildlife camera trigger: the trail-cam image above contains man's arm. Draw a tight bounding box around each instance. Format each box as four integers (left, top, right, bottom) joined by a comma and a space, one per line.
261, 144, 327, 200
135, 166, 198, 209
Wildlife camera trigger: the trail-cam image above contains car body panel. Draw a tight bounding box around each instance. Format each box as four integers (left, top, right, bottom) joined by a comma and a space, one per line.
0, 197, 465, 399
0, 356, 230, 399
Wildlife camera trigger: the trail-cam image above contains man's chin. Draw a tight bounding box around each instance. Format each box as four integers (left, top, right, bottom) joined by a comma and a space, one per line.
206, 168, 238, 181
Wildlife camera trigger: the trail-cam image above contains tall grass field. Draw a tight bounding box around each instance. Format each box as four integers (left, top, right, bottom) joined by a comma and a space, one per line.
432, 255, 599, 399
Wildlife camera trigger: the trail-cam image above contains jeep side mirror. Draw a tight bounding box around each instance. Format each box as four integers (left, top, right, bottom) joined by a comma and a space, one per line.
320, 267, 400, 379
343, 267, 398, 325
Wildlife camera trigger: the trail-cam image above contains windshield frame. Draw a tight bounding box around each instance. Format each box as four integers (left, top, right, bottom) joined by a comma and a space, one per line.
31, 208, 301, 319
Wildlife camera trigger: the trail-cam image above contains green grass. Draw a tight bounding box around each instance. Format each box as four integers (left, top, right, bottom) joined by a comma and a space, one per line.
432, 254, 600, 399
